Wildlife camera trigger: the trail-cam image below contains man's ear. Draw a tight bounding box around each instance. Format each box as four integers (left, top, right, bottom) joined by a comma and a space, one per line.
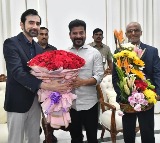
20, 22, 24, 30
92, 35, 94, 39
69, 33, 71, 39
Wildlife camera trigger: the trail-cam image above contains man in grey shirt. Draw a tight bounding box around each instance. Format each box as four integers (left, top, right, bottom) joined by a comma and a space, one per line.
68, 19, 104, 143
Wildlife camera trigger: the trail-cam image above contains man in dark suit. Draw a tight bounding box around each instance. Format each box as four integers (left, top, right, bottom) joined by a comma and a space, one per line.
112, 22, 160, 143
3, 9, 70, 143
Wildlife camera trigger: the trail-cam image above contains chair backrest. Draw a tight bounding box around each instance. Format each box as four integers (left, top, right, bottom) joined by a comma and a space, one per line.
100, 74, 114, 102
99, 74, 120, 111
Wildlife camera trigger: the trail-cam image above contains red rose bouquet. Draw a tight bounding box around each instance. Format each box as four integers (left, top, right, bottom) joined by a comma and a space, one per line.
28, 50, 85, 128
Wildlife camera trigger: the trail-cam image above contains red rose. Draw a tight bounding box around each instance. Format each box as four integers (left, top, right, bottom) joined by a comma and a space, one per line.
134, 79, 148, 91
28, 50, 85, 70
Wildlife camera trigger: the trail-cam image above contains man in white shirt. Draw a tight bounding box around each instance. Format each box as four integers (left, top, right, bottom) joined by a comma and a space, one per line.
68, 19, 104, 143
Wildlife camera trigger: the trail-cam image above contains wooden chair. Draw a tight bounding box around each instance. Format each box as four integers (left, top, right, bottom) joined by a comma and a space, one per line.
97, 74, 139, 143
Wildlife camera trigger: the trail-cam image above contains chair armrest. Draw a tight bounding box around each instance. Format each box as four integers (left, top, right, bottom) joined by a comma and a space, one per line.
99, 98, 116, 111
99, 98, 117, 133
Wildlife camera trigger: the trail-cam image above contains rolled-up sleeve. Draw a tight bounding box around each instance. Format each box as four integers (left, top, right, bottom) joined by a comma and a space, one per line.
92, 50, 104, 85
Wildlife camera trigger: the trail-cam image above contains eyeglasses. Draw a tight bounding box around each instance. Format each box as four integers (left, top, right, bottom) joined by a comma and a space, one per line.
127, 29, 141, 34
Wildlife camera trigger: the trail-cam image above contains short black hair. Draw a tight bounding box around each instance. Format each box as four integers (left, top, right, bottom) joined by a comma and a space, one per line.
21, 9, 41, 25
40, 27, 49, 32
68, 19, 86, 32
93, 28, 103, 35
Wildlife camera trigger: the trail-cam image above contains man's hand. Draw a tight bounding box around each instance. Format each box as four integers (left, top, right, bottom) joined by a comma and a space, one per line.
156, 96, 160, 101
72, 77, 86, 88
40, 78, 72, 93
104, 68, 111, 76
72, 76, 97, 89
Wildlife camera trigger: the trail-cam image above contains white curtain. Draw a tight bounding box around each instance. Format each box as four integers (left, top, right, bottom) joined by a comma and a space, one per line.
0, 0, 159, 74
0, 0, 47, 74
106, 0, 160, 53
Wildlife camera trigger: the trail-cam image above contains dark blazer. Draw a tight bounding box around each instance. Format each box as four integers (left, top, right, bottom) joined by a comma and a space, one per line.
3, 32, 43, 113
37, 43, 57, 52
112, 42, 160, 102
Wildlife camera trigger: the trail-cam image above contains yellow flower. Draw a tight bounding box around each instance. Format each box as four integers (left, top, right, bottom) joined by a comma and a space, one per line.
133, 59, 145, 67
127, 51, 138, 60
131, 68, 145, 80
121, 50, 130, 57
143, 89, 157, 104
113, 52, 122, 59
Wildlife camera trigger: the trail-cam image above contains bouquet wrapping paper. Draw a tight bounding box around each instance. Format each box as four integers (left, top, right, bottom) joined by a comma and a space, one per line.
28, 50, 85, 128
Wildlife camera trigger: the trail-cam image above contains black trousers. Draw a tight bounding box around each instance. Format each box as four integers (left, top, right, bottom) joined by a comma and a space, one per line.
122, 106, 155, 143
69, 103, 98, 143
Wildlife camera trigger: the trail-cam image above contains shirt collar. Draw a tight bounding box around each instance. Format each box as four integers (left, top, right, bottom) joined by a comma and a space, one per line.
68, 44, 88, 50
137, 42, 142, 48
22, 33, 34, 46
37, 42, 49, 49
92, 42, 103, 47
46, 44, 51, 49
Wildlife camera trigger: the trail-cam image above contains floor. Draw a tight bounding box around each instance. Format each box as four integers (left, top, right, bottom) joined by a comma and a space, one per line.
40, 113, 160, 143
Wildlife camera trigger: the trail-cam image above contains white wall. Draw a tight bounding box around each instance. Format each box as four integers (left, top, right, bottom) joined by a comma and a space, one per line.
0, 0, 106, 74
46, 0, 106, 49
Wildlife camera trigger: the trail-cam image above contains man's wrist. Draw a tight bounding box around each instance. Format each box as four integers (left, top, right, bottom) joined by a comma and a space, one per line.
156, 95, 160, 101
40, 82, 52, 91
83, 78, 97, 86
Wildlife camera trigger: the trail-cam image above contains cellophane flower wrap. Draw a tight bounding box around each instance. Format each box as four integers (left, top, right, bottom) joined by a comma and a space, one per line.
113, 42, 157, 112
28, 50, 85, 128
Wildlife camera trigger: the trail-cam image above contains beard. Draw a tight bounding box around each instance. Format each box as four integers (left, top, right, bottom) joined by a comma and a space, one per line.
24, 27, 38, 37
72, 38, 85, 48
